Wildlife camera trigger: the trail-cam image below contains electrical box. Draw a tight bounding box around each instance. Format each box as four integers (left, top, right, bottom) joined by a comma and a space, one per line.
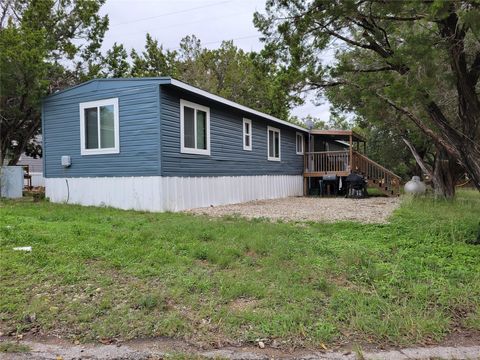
61, 155, 71, 167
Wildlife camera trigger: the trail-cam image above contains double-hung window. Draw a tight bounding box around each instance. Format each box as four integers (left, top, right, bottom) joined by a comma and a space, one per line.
180, 99, 210, 155
296, 132, 304, 155
243, 118, 252, 151
267, 126, 281, 161
80, 98, 119, 155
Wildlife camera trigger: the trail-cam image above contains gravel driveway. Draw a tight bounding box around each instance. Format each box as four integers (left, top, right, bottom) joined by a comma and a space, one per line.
187, 196, 402, 224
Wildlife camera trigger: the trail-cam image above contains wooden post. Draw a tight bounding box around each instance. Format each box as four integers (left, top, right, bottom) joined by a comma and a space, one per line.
349, 133, 353, 171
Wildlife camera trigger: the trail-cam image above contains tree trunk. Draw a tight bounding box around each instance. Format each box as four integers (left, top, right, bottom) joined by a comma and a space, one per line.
436, 9, 480, 191
431, 147, 456, 199
403, 138, 456, 198
371, 6, 480, 192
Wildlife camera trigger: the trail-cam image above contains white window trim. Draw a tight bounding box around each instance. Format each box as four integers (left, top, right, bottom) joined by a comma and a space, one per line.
180, 99, 211, 155
79, 98, 120, 155
267, 126, 281, 162
296, 132, 304, 155
243, 118, 252, 151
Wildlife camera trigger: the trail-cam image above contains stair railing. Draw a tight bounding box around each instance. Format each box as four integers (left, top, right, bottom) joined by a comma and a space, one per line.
352, 151, 401, 196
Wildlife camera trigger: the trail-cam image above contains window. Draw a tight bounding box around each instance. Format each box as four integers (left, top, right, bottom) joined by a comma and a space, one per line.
180, 99, 210, 155
243, 118, 252, 151
296, 132, 304, 155
80, 98, 119, 155
267, 126, 281, 161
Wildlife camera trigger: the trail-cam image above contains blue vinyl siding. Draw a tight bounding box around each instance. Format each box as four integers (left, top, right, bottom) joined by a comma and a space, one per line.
43, 78, 307, 179
160, 85, 304, 176
43, 83, 161, 178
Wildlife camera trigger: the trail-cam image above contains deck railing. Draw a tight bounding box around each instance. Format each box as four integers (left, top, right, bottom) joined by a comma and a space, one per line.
352, 151, 401, 195
304, 151, 350, 174
303, 150, 402, 195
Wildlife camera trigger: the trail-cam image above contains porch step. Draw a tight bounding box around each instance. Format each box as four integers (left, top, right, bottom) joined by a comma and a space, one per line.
302, 150, 401, 197
367, 179, 400, 197
353, 152, 401, 197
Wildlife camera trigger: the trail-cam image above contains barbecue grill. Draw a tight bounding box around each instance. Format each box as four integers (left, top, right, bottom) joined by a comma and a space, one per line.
345, 172, 368, 198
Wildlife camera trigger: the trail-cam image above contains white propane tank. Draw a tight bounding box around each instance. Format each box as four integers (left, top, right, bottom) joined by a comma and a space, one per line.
404, 176, 426, 195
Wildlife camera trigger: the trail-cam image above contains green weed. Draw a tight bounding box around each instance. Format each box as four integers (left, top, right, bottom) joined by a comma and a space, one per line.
0, 342, 31, 353
0, 190, 479, 347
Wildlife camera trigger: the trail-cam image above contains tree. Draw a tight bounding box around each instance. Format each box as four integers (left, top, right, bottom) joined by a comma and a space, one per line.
325, 60, 461, 196
254, 0, 480, 196
103, 34, 301, 120
101, 43, 130, 78
130, 33, 178, 77
0, 0, 108, 166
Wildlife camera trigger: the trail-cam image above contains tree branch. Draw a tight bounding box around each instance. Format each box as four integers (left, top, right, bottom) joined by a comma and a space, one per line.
315, 21, 409, 74
308, 81, 347, 88
369, 15, 426, 21
313, 23, 379, 53
0, 0, 12, 29
344, 66, 396, 73
374, 91, 460, 158
402, 137, 433, 178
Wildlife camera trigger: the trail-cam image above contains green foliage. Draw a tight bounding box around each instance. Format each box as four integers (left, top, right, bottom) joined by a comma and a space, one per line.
254, 0, 480, 192
323, 35, 449, 180
0, 0, 109, 165
1, 191, 479, 346
129, 33, 178, 77
102, 43, 130, 78
352, 120, 438, 181
100, 34, 300, 120
1, 2, 305, 165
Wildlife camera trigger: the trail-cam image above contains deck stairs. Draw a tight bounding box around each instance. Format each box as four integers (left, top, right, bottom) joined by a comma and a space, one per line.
352, 152, 401, 196
303, 151, 401, 197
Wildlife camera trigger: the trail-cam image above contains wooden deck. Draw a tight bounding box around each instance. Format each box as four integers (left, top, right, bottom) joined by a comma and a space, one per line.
304, 151, 350, 177
303, 150, 401, 196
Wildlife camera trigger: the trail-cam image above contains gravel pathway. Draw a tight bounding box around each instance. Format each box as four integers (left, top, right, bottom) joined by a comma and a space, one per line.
187, 196, 402, 224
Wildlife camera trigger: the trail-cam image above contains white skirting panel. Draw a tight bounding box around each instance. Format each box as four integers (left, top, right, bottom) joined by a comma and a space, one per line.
29, 172, 45, 187
45, 175, 303, 212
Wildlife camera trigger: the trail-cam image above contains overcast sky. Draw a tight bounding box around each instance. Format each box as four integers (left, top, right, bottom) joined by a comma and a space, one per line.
99, 0, 331, 120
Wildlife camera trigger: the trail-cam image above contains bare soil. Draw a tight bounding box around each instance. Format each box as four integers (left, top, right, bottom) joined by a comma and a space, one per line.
187, 196, 401, 224
1, 334, 479, 360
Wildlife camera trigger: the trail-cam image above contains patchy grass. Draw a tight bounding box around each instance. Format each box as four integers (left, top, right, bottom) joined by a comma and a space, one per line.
0, 341, 31, 353
0, 190, 479, 348
366, 186, 388, 197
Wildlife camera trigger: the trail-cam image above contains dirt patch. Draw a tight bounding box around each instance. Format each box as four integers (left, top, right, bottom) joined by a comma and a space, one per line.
229, 298, 258, 312
186, 196, 401, 224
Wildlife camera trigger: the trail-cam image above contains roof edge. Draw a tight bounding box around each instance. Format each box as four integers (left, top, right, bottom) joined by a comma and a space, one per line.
310, 129, 366, 142
168, 78, 307, 132
42, 76, 308, 133
43, 77, 173, 100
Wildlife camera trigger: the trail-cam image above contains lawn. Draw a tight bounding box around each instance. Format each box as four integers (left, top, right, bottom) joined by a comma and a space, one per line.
1, 191, 479, 349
